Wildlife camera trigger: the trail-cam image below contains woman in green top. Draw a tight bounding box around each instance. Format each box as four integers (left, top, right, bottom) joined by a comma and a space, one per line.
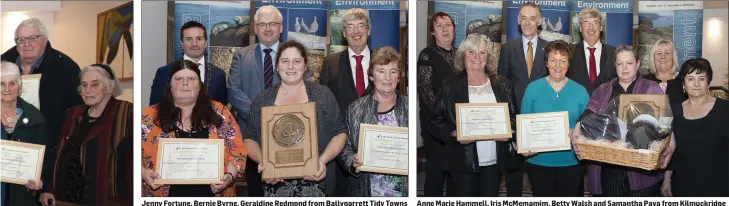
519, 40, 589, 197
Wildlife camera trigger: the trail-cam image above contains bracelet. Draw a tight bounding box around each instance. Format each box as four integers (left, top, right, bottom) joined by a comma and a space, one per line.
224, 172, 234, 179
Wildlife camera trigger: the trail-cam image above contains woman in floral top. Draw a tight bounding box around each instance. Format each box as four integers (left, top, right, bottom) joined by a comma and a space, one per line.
339, 46, 409, 197
140, 60, 247, 197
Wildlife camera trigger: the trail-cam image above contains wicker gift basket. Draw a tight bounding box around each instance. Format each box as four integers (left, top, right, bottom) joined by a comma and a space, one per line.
574, 94, 672, 170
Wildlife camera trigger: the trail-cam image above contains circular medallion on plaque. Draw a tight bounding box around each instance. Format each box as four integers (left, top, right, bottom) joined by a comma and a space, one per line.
272, 114, 305, 147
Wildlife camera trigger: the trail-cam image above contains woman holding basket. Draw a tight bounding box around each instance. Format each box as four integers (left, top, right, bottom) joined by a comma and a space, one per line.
572, 46, 664, 197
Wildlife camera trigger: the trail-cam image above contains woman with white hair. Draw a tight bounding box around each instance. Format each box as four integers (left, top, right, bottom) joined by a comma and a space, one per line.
429, 33, 519, 197
1, 61, 51, 206
37, 64, 133, 205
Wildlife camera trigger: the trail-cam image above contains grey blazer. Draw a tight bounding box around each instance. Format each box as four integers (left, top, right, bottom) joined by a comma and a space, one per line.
228, 43, 281, 131
338, 94, 409, 197
497, 37, 548, 111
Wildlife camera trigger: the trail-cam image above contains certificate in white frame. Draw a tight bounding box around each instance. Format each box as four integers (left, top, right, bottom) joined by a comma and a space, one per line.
516, 111, 571, 154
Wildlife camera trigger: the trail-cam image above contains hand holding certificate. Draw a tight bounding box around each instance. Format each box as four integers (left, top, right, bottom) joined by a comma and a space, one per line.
456, 103, 513, 141
516, 112, 571, 154
154, 138, 224, 184
0, 140, 45, 185
356, 124, 408, 175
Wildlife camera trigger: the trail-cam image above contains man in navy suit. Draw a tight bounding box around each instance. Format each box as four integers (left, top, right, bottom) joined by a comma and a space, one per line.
228, 5, 282, 197
149, 21, 227, 105
497, 2, 548, 197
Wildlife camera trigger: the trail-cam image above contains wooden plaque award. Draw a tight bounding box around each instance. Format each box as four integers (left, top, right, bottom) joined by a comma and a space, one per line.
618, 94, 669, 123
261, 102, 319, 180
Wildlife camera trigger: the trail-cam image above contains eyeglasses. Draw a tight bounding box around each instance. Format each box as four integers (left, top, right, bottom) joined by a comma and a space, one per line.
256, 22, 280, 29
345, 24, 368, 32
15, 35, 43, 44
581, 21, 601, 28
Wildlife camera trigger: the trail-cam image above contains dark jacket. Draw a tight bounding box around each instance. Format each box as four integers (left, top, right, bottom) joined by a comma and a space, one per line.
319, 50, 374, 116
1, 42, 84, 161
429, 73, 520, 173
566, 42, 617, 94
149, 61, 228, 106
0, 98, 50, 206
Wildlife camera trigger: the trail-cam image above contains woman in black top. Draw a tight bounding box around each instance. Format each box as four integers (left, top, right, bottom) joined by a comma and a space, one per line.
642, 39, 685, 106
664, 58, 729, 197
417, 12, 458, 197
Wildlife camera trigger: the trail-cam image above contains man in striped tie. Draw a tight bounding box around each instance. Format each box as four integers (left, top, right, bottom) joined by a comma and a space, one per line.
319, 8, 374, 197
228, 5, 283, 197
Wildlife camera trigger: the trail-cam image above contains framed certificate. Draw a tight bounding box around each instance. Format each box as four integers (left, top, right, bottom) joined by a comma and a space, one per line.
618, 94, 669, 123
154, 138, 224, 184
0, 140, 45, 185
455, 103, 512, 141
516, 111, 571, 153
21, 74, 41, 109
261, 102, 319, 180
356, 124, 408, 175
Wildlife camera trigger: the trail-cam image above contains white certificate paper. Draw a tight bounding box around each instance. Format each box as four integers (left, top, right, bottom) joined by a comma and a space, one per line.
0, 140, 45, 185
155, 138, 224, 184
357, 124, 408, 175
456, 103, 512, 140
516, 111, 571, 153
21, 74, 41, 109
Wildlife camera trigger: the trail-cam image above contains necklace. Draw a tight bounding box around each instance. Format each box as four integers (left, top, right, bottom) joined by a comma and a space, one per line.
2, 112, 14, 123
546, 77, 567, 98
434, 45, 456, 73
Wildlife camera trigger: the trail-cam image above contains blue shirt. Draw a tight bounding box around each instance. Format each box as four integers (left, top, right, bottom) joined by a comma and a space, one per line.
259, 41, 279, 69
15, 52, 46, 74
522, 35, 538, 61
520, 77, 589, 167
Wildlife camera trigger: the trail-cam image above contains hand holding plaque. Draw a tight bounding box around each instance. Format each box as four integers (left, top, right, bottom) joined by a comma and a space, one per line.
456, 103, 513, 141
154, 138, 224, 185
355, 124, 408, 175
261, 102, 319, 180
516, 112, 571, 154
0, 140, 45, 185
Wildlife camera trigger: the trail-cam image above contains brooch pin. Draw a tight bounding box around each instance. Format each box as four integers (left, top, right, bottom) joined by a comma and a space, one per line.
22, 118, 28, 124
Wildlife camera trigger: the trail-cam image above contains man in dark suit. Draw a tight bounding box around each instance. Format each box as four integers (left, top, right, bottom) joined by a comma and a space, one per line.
567, 8, 617, 94
319, 8, 373, 197
1, 18, 83, 204
149, 21, 227, 105
497, 2, 547, 197
228, 5, 282, 197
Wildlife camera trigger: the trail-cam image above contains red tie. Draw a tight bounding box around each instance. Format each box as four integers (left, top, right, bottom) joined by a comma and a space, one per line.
588, 47, 597, 83
353, 55, 365, 97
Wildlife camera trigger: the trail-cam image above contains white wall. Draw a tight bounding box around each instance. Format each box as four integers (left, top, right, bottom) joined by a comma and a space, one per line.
702, 8, 728, 87
141, 1, 168, 107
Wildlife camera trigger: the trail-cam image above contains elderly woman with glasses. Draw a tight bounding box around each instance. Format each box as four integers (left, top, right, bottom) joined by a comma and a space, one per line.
141, 60, 247, 197
429, 33, 519, 197
573, 46, 665, 197
0, 61, 52, 206
36, 64, 133, 205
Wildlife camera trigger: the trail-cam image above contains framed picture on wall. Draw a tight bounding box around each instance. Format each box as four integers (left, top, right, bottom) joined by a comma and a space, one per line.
96, 1, 134, 81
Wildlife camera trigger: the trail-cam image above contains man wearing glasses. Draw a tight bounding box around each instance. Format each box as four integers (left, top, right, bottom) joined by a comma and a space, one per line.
566, 7, 617, 94
0, 20, 83, 203
150, 21, 228, 105
228, 5, 283, 197
318, 8, 373, 197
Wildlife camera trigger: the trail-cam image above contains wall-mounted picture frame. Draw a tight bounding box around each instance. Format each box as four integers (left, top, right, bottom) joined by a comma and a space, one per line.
96, 1, 134, 81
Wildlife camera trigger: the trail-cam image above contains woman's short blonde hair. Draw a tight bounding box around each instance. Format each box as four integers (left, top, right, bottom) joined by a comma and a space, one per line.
454, 33, 491, 73
648, 39, 679, 74
79, 65, 123, 97
0, 61, 22, 87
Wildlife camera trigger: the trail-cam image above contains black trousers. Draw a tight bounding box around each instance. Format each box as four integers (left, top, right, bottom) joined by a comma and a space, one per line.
452, 165, 501, 197
422, 130, 455, 197
505, 164, 524, 196
245, 157, 263, 197
599, 164, 661, 197
331, 161, 350, 197
526, 163, 584, 197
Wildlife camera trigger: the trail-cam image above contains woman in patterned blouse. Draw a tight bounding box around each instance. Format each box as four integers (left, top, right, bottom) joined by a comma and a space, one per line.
338, 46, 409, 197
140, 60, 247, 197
